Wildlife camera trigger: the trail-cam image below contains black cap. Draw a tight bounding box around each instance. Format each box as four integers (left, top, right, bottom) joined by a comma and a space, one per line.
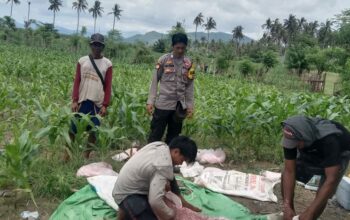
90, 33, 105, 45
281, 126, 299, 149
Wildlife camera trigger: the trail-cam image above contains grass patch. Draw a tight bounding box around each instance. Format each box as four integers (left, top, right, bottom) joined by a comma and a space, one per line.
324, 72, 340, 95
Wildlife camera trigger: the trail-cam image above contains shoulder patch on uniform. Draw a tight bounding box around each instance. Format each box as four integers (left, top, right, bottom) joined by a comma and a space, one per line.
158, 53, 170, 65
184, 57, 192, 63
184, 57, 192, 69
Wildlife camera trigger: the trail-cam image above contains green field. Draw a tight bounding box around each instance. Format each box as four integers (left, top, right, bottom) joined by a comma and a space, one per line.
1, 43, 350, 205
2, 1, 350, 218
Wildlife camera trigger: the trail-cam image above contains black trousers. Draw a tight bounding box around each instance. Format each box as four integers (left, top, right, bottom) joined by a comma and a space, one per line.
148, 107, 184, 144
296, 152, 350, 185
119, 195, 157, 220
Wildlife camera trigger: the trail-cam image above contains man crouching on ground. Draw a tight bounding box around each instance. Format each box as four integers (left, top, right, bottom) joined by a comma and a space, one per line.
112, 136, 201, 220
281, 115, 350, 220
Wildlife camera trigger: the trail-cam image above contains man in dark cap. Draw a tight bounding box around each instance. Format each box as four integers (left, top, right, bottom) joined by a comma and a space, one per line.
281, 115, 350, 220
69, 33, 113, 160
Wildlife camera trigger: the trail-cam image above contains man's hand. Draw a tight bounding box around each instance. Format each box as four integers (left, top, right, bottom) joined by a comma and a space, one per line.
182, 200, 201, 212
180, 195, 201, 212
99, 106, 107, 117
187, 205, 202, 212
165, 181, 171, 192
298, 165, 342, 220
283, 206, 296, 220
146, 104, 154, 115
186, 108, 194, 118
71, 101, 79, 112
117, 208, 126, 220
299, 211, 313, 220
281, 159, 296, 220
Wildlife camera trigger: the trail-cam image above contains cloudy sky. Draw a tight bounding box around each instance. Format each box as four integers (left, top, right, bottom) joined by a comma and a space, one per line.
0, 0, 349, 39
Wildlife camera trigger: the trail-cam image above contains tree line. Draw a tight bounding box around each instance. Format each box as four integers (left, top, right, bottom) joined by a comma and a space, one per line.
6, 0, 122, 34
2, 2, 350, 95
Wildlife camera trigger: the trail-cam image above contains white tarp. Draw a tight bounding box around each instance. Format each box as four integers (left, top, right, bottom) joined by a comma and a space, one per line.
194, 167, 280, 202
87, 175, 119, 211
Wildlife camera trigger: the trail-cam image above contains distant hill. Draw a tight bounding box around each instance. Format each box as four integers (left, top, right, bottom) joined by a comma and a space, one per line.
56, 26, 76, 35
15, 21, 77, 35
124, 31, 166, 44
124, 31, 253, 44
13, 21, 253, 44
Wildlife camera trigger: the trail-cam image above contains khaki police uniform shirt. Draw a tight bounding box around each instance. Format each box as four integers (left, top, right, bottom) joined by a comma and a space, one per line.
112, 142, 175, 220
147, 53, 194, 111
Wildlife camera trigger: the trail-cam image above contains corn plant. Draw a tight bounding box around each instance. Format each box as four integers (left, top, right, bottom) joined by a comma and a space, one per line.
2, 43, 350, 163
33, 99, 97, 158
0, 130, 39, 207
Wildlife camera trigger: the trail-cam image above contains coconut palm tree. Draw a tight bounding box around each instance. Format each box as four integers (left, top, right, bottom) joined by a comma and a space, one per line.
89, 0, 104, 33
271, 19, 283, 44
204, 17, 216, 53
108, 3, 122, 33
24, 1, 35, 30
232, 25, 244, 56
48, 0, 62, 28
283, 14, 298, 43
232, 25, 244, 43
310, 21, 319, 37
72, 0, 88, 34
27, 1, 31, 25
303, 21, 318, 37
272, 19, 287, 54
298, 17, 307, 31
6, 0, 21, 18
262, 18, 272, 32
318, 20, 334, 48
193, 12, 204, 42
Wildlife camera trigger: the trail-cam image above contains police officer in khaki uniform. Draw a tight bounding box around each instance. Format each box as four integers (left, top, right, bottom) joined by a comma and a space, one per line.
146, 33, 195, 144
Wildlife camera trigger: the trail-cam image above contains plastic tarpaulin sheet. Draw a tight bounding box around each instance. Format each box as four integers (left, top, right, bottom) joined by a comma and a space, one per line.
49, 185, 116, 220
50, 177, 268, 220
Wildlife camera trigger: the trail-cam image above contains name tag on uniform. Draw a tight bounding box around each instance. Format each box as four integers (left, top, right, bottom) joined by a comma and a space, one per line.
164, 64, 175, 74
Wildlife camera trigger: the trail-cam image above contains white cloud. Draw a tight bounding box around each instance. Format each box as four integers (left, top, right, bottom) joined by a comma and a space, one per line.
0, 0, 349, 39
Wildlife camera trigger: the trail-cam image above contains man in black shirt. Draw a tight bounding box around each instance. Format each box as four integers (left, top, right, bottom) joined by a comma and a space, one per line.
281, 115, 350, 220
